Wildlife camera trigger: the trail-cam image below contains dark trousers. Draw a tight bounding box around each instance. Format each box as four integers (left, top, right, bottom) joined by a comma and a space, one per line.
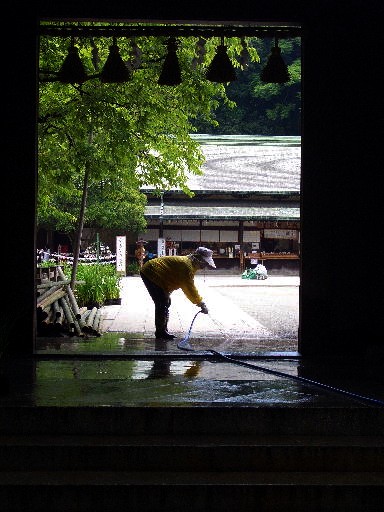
140, 272, 171, 333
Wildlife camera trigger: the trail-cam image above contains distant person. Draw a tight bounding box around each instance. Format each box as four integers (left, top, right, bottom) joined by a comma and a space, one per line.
135, 239, 147, 268
42, 246, 51, 262
140, 247, 216, 339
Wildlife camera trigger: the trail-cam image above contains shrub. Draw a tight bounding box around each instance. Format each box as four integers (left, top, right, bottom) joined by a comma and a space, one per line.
103, 274, 121, 300
66, 263, 121, 307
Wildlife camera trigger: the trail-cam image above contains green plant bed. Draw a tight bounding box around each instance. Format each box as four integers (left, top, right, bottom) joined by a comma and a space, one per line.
64, 263, 122, 308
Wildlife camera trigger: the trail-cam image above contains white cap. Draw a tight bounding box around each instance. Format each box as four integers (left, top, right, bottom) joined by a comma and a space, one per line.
194, 247, 216, 269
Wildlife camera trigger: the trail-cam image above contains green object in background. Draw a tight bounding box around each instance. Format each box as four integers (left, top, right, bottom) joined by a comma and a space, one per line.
241, 265, 268, 280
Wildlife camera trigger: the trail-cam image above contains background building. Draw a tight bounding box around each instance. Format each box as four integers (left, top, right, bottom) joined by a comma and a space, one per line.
139, 135, 300, 274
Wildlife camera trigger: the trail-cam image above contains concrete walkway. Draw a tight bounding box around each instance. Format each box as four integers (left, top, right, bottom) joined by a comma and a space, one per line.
100, 274, 300, 349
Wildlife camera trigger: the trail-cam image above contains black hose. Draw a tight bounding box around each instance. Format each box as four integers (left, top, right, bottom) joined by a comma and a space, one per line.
177, 312, 384, 408
209, 349, 384, 408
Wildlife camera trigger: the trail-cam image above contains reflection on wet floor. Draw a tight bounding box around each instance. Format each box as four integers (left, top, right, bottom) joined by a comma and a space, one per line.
0, 358, 330, 407
1, 352, 383, 408
0, 332, 380, 410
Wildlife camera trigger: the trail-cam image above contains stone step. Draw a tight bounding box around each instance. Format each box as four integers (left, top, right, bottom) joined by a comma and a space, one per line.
0, 434, 383, 472
1, 406, 383, 510
1, 406, 383, 436
1, 471, 383, 512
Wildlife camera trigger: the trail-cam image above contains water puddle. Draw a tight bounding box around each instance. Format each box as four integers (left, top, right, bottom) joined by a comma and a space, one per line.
24, 358, 351, 407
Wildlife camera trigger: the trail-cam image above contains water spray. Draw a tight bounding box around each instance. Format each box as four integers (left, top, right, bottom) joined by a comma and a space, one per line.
177, 310, 202, 351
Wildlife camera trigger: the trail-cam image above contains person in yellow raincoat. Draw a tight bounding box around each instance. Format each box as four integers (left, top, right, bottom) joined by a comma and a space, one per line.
140, 247, 216, 339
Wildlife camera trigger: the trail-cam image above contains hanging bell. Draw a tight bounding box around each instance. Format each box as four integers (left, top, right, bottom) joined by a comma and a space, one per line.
158, 37, 182, 86
206, 37, 237, 83
100, 39, 131, 83
58, 40, 87, 84
260, 38, 290, 84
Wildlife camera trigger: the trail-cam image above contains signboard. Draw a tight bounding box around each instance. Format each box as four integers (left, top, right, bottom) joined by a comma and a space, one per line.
116, 236, 126, 274
263, 229, 298, 239
157, 238, 166, 257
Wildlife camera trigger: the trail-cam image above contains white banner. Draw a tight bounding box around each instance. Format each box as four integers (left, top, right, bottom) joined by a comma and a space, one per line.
157, 238, 166, 257
116, 236, 126, 274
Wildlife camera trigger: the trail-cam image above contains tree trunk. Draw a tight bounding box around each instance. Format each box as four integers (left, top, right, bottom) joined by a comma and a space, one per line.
70, 130, 94, 290
70, 161, 91, 290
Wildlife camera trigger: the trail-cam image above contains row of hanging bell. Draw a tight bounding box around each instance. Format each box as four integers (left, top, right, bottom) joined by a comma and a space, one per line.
57, 35, 290, 85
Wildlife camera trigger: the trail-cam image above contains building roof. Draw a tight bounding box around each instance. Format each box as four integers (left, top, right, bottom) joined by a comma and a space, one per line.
143, 136, 301, 221
142, 135, 301, 194
146, 201, 300, 221
187, 135, 301, 193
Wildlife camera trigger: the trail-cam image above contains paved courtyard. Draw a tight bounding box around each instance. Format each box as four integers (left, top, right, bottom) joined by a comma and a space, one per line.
100, 273, 300, 352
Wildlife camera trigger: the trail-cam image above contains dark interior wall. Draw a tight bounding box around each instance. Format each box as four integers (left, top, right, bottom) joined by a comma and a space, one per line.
4, 1, 382, 357
3, 14, 38, 353
299, 2, 382, 355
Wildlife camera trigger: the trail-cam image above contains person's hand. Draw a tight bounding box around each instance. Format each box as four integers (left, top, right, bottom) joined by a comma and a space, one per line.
198, 301, 208, 314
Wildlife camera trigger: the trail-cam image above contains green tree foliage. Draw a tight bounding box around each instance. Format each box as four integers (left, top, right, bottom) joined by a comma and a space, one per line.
192, 38, 301, 135
38, 24, 260, 285
38, 26, 259, 236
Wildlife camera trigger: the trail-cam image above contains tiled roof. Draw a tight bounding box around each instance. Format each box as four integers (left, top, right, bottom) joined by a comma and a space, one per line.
188, 140, 300, 192
142, 136, 301, 193
145, 202, 300, 220
143, 136, 301, 221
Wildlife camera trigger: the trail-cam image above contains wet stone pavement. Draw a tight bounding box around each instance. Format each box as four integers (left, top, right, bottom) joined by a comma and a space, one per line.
3, 273, 383, 408
2, 351, 383, 408
96, 273, 300, 354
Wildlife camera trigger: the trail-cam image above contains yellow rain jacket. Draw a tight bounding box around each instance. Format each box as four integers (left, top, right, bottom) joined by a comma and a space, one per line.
140, 255, 203, 304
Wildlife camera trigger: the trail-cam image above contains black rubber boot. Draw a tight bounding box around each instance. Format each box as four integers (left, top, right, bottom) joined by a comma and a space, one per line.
164, 309, 176, 339
155, 328, 175, 340
155, 309, 175, 340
